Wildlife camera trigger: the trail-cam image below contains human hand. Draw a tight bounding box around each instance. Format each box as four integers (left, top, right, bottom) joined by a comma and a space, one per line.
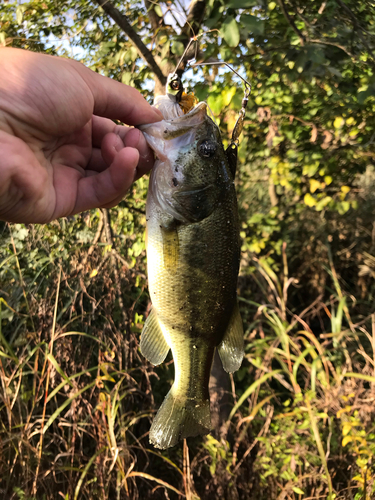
0, 48, 162, 223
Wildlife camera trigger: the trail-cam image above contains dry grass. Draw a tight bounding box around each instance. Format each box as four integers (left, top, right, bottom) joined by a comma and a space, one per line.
1, 200, 375, 499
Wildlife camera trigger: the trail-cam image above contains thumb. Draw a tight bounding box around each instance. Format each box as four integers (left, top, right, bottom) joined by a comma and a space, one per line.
76, 63, 163, 125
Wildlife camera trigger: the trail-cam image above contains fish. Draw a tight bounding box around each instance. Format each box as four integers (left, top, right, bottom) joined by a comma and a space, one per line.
138, 98, 244, 450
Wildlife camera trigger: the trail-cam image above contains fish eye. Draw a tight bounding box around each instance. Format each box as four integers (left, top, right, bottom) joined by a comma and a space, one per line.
198, 140, 217, 158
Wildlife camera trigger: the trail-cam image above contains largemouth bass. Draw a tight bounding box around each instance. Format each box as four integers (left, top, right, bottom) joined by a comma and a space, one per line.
139, 100, 244, 450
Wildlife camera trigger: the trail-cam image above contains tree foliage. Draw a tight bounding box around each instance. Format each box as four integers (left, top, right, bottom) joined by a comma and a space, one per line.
1, 1, 375, 499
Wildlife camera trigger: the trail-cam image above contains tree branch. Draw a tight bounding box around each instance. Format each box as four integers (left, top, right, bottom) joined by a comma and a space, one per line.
144, 0, 163, 32
309, 39, 355, 59
94, 0, 166, 87
181, 0, 206, 39
176, 0, 207, 74
277, 0, 306, 46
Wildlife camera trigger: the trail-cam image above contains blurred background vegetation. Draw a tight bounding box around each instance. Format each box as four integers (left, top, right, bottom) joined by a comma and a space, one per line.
1, 0, 375, 498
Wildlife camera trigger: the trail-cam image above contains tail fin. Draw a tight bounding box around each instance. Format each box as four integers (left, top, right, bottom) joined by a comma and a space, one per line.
149, 387, 211, 449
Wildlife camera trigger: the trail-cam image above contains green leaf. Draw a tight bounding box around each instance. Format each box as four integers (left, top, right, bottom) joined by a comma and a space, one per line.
315, 196, 332, 211
241, 14, 265, 35
342, 435, 352, 447
309, 179, 320, 193
324, 175, 333, 185
222, 87, 237, 106
160, 40, 170, 60
222, 16, 240, 48
292, 487, 305, 495
171, 40, 184, 56
334, 116, 345, 129
207, 94, 224, 115
304, 193, 316, 207
154, 4, 163, 17
46, 353, 75, 390
219, 45, 233, 62
206, 7, 224, 28
121, 72, 132, 85
357, 87, 372, 104
308, 46, 326, 64
124, 46, 138, 63
328, 66, 343, 78
13, 224, 29, 241
226, 0, 257, 7
337, 200, 350, 214
16, 6, 24, 25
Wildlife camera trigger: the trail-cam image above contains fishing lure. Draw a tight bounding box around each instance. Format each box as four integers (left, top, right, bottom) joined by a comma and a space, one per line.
169, 40, 251, 138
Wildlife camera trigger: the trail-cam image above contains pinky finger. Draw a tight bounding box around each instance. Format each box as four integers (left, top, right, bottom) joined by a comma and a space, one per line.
72, 147, 139, 214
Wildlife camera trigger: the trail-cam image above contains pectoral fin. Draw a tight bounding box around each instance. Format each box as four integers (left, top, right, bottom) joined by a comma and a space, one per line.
172, 184, 217, 223
140, 308, 170, 365
217, 302, 244, 373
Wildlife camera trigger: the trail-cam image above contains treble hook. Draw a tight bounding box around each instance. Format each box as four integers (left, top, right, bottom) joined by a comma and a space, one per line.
171, 37, 200, 79
192, 60, 251, 94
166, 37, 201, 102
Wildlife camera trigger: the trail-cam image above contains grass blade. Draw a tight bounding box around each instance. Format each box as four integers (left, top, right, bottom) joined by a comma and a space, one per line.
43, 380, 97, 434
74, 446, 106, 500
228, 370, 281, 421
127, 471, 185, 497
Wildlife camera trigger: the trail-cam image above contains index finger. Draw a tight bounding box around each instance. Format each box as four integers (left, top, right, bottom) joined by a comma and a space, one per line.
75, 62, 163, 126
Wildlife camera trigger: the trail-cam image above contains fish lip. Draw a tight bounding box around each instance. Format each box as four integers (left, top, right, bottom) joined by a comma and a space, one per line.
139, 101, 207, 131
166, 101, 207, 123
138, 101, 208, 153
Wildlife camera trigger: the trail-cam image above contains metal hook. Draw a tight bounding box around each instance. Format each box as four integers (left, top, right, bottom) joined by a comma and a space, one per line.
192, 60, 251, 94
191, 61, 251, 93
166, 38, 200, 102
170, 37, 199, 81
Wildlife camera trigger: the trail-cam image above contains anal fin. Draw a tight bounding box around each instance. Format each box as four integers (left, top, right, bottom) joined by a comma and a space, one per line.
217, 301, 244, 373
140, 308, 170, 365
